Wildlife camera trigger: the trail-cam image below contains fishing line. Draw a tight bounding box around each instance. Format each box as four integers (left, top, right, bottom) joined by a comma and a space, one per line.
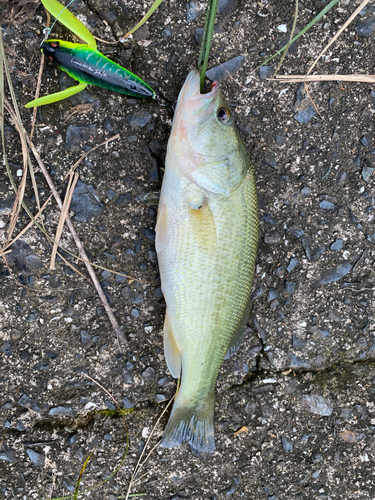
41, 0, 77, 45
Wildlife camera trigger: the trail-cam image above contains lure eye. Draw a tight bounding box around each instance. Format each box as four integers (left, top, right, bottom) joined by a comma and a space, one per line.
217, 107, 231, 123
50, 41, 59, 48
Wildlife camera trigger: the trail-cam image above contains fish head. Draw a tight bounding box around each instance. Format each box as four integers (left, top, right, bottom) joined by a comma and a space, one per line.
169, 70, 245, 196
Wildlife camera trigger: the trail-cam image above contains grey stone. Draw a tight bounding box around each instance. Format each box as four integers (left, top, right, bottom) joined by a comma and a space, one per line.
259, 65, 274, 81
218, 0, 236, 15
288, 353, 310, 370
301, 236, 311, 261
275, 135, 285, 146
142, 366, 156, 382
312, 245, 325, 260
313, 262, 352, 286
206, 56, 245, 82
70, 181, 103, 222
186, 1, 203, 23
65, 124, 97, 151
80, 330, 93, 348
0, 451, 16, 463
18, 394, 41, 413
362, 166, 374, 182
123, 397, 134, 409
330, 239, 344, 251
360, 135, 368, 146
27, 449, 45, 468
6, 240, 42, 273
131, 308, 140, 318
287, 257, 299, 273
355, 15, 375, 36
285, 282, 296, 294
301, 395, 333, 416
319, 200, 336, 210
282, 437, 293, 451
264, 230, 281, 244
294, 105, 316, 124
301, 187, 311, 197
267, 288, 278, 302
127, 110, 152, 128
48, 406, 74, 417
0, 195, 15, 213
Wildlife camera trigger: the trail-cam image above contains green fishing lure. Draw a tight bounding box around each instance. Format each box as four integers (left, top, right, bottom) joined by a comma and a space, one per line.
25, 0, 155, 107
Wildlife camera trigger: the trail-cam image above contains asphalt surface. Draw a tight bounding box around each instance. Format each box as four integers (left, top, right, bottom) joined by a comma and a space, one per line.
1, 0, 375, 498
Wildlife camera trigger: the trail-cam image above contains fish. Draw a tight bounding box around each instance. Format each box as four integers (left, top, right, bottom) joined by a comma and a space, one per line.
155, 69, 259, 454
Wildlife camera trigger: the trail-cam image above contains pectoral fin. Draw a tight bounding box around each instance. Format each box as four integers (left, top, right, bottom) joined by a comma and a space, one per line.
164, 310, 181, 379
25, 82, 86, 108
188, 200, 217, 250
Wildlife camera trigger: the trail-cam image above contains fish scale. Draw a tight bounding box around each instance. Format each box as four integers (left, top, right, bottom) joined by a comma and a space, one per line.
156, 70, 259, 453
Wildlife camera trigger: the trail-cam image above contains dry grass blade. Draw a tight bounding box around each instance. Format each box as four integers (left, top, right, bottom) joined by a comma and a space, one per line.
62, 103, 94, 125
50, 172, 79, 270
274, 74, 375, 83
125, 395, 175, 500
303, 0, 371, 114
306, 0, 371, 78
6, 159, 28, 244
3, 98, 127, 345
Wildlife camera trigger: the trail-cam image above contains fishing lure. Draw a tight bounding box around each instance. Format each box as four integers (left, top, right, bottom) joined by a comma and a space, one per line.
25, 0, 155, 108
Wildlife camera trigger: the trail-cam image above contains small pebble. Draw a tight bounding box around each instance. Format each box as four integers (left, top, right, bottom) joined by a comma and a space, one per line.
313, 262, 352, 286
301, 395, 332, 416
206, 56, 244, 82
27, 449, 45, 468
131, 309, 140, 318
80, 330, 93, 348
355, 15, 375, 36
319, 200, 336, 210
362, 166, 374, 182
330, 239, 344, 251
259, 66, 274, 81
264, 230, 281, 244
294, 105, 316, 124
142, 366, 156, 382
287, 257, 299, 273
285, 282, 296, 294
48, 406, 73, 417
267, 287, 279, 302
282, 437, 293, 451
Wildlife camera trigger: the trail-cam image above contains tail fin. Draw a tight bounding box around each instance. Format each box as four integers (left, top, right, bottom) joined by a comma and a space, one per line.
160, 392, 215, 455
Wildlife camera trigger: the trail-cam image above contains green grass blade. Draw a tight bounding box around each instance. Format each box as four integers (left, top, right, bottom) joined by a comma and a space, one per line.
257, 0, 339, 69
73, 452, 94, 500
42, 0, 97, 47
121, 0, 164, 39
198, 0, 219, 91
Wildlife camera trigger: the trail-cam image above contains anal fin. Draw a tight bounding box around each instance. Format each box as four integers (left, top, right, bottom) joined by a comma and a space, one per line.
163, 310, 181, 379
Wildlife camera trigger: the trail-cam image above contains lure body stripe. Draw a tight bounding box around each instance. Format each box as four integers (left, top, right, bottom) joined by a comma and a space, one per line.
46, 40, 154, 98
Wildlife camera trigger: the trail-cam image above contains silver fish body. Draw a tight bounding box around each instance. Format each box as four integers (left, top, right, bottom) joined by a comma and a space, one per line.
156, 70, 259, 454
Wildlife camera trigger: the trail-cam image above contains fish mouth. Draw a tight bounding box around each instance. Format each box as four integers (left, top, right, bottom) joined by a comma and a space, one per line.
177, 70, 220, 116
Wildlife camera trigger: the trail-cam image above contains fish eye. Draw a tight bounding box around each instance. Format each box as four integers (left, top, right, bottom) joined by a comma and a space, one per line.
50, 41, 59, 48
217, 107, 231, 123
